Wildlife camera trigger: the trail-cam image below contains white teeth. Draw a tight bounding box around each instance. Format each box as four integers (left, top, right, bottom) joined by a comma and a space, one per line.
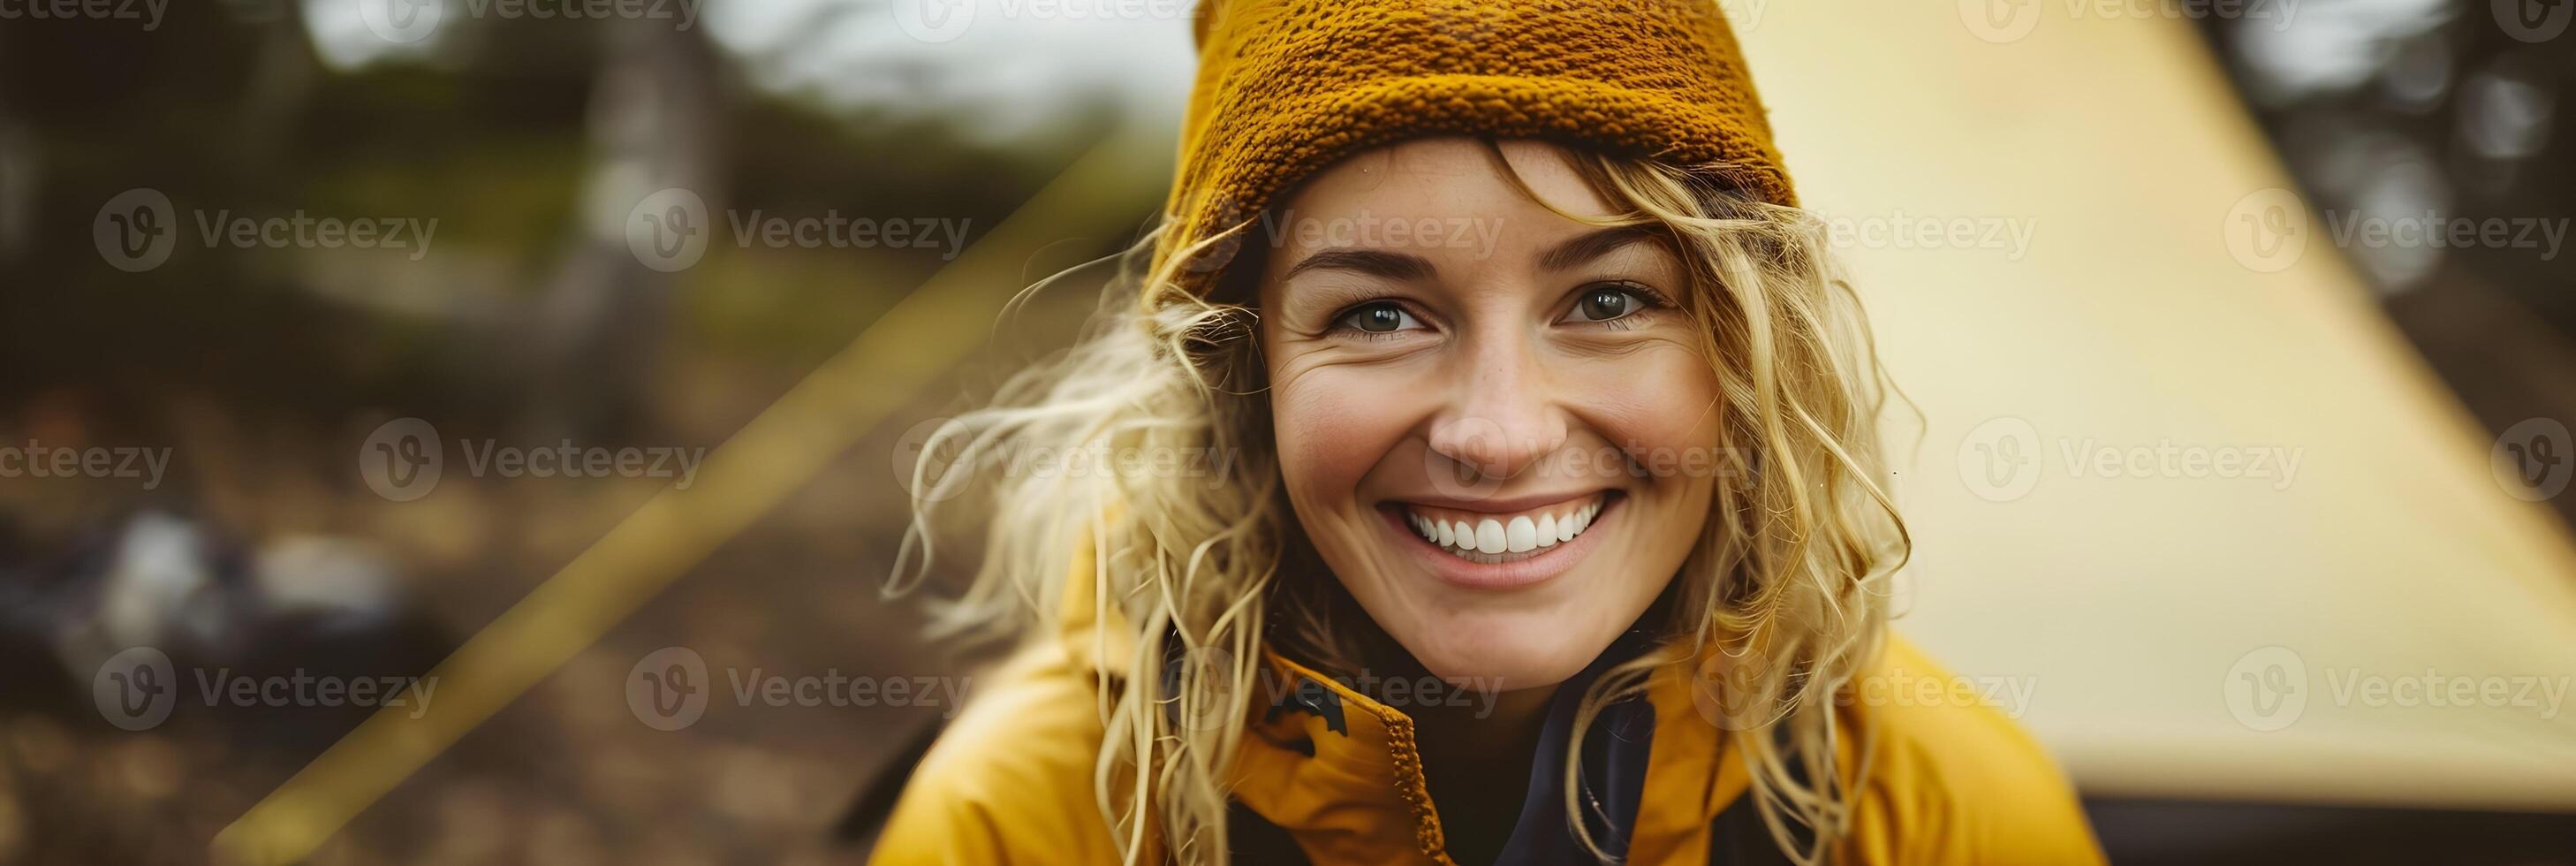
1404, 498, 1609, 560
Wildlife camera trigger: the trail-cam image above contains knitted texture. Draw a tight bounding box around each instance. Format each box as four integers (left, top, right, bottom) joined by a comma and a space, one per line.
1161, 0, 1795, 285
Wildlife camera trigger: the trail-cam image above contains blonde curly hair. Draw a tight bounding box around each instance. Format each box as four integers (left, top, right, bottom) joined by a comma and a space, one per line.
895, 142, 1909, 865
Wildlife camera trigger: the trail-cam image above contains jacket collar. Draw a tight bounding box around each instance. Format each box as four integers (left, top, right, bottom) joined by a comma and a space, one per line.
1055, 535, 1758, 862
1228, 635, 1755, 865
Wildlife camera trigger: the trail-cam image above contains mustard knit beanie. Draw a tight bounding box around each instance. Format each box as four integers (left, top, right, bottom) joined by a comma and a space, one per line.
1162, 0, 1795, 285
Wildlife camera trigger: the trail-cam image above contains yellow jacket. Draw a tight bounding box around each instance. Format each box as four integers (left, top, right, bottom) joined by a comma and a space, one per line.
872, 552, 2105, 864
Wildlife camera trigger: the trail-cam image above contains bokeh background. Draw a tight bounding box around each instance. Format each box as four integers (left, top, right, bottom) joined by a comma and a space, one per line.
2, 1, 2573, 863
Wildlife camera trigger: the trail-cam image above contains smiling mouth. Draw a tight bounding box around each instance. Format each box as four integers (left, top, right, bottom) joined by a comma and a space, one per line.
1393, 492, 1615, 564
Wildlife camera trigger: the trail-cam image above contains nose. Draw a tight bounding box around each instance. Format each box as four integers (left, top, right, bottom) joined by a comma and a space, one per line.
1427, 333, 1568, 481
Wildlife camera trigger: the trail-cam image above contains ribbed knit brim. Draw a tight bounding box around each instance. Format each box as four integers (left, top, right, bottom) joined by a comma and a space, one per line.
1160, 0, 1795, 287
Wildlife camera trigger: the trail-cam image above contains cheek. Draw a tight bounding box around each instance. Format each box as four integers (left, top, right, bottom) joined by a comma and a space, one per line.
1570, 343, 1725, 457
1269, 365, 1414, 513
1571, 344, 1724, 576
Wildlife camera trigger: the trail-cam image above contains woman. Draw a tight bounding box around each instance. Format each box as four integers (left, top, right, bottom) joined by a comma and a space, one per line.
873, 1, 2105, 863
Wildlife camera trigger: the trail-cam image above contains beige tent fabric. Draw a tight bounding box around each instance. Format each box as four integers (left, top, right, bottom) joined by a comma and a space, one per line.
1733, 1, 2576, 810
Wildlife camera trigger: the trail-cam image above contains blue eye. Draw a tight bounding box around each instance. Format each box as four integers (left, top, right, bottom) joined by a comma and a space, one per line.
1337, 301, 1421, 334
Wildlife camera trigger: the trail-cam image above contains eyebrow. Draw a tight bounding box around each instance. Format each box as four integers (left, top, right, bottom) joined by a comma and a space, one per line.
1278, 224, 1655, 283
1535, 225, 1656, 271
1281, 248, 1436, 282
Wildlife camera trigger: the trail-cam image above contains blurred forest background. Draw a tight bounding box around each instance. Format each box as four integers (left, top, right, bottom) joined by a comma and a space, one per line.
0, 0, 2568, 864
2198, 0, 2576, 530
0, 3, 1173, 863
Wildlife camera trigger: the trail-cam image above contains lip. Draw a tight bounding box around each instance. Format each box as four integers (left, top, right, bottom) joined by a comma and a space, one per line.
1389, 490, 1613, 514
1375, 492, 1623, 590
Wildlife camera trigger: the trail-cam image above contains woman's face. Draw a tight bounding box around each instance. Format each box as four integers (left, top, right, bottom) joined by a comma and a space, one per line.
1259, 138, 1724, 691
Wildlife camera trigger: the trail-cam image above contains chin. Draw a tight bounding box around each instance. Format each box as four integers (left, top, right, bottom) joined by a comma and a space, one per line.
1385, 604, 1623, 692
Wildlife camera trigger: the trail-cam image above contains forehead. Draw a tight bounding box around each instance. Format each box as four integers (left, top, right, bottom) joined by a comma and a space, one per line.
1271, 137, 1621, 230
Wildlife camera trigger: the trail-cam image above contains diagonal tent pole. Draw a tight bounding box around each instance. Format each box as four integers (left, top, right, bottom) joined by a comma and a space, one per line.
210, 120, 1173, 866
